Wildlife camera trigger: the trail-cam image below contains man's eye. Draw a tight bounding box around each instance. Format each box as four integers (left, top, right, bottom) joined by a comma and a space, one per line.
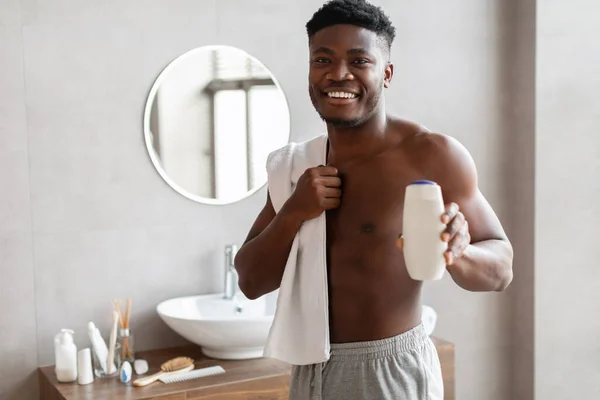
353, 59, 369, 64
314, 58, 330, 63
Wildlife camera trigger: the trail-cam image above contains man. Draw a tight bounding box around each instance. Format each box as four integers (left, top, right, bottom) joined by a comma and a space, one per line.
235, 0, 514, 399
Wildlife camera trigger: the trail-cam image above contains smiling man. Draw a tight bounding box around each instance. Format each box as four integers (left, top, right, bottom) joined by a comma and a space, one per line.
235, 1, 513, 399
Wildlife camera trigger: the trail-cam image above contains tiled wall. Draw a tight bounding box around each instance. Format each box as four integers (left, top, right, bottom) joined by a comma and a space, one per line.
1, 1, 517, 399
535, 0, 600, 398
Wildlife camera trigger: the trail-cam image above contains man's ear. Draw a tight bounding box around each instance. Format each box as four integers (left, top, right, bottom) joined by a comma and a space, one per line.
384, 62, 394, 88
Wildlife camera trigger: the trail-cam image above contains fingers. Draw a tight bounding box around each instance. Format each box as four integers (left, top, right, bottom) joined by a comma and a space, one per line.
444, 221, 470, 265
319, 176, 342, 188
322, 187, 342, 198
313, 165, 338, 177
322, 198, 341, 210
441, 202, 459, 224
440, 202, 469, 265
441, 210, 465, 242
444, 250, 454, 265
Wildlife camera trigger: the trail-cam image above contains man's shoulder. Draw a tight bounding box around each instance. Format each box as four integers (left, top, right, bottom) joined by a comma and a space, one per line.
388, 117, 455, 152
402, 130, 478, 190
405, 130, 472, 165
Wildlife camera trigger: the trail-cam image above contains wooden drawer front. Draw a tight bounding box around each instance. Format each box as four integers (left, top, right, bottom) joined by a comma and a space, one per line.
187, 375, 290, 400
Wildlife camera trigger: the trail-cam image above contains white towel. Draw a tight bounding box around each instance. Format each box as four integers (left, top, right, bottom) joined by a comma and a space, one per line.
262, 133, 330, 365
421, 305, 438, 336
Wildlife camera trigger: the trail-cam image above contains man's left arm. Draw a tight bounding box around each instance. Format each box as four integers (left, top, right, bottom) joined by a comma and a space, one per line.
427, 134, 513, 292
442, 191, 513, 292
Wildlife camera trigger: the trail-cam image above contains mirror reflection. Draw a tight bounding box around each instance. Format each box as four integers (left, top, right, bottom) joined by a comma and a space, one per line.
144, 45, 291, 204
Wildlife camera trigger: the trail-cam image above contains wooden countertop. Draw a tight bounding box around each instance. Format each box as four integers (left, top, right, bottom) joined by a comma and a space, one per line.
39, 337, 454, 400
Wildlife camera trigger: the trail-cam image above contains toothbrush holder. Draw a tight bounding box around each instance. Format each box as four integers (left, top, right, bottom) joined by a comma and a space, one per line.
118, 328, 135, 363
92, 342, 122, 378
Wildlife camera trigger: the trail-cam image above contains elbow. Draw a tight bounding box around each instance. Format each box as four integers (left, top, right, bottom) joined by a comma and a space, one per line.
234, 248, 280, 300
234, 252, 262, 300
494, 268, 513, 292
494, 243, 514, 292
238, 277, 262, 300
238, 272, 277, 300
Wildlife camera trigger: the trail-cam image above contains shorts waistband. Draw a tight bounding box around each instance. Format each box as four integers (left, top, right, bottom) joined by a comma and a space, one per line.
328, 323, 428, 361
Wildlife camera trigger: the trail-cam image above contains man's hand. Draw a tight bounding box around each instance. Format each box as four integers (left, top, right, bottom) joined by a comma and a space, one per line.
282, 165, 342, 222
396, 202, 471, 266
440, 202, 471, 265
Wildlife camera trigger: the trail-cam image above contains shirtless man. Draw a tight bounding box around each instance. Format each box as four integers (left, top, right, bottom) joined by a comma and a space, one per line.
235, 1, 513, 399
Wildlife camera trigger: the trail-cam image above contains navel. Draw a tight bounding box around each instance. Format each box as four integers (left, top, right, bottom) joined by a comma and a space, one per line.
360, 223, 376, 234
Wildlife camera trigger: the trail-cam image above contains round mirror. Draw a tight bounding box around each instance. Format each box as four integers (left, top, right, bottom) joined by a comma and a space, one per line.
144, 46, 291, 205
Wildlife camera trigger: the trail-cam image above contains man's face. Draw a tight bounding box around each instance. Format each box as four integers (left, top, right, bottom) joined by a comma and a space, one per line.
308, 24, 393, 127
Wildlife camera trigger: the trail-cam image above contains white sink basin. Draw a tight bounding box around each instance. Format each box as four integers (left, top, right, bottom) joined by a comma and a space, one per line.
157, 293, 274, 360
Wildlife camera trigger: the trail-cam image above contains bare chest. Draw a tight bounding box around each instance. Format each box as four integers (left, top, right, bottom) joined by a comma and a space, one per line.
325, 156, 420, 241
324, 154, 423, 303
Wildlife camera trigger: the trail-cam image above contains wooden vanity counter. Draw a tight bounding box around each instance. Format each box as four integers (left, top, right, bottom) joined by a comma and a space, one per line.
39, 337, 454, 399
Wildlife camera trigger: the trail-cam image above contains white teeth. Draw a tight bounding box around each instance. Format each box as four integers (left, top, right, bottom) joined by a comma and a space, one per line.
327, 91, 357, 99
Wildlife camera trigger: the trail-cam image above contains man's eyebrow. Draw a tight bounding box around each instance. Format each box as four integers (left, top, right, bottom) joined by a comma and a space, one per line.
311, 47, 374, 57
311, 47, 334, 55
347, 48, 372, 56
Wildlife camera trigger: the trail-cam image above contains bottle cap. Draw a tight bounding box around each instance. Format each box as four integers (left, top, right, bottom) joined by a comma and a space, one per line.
59, 329, 74, 345
411, 180, 437, 185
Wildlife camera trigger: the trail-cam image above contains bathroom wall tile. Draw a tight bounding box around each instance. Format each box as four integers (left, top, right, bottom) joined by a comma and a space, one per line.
535, 25, 600, 398
0, 233, 38, 400
33, 220, 223, 365
457, 344, 512, 400
538, 0, 600, 36
22, 0, 220, 234
426, 279, 512, 345
0, 0, 32, 234
0, 2, 39, 399
217, 0, 307, 39
220, 186, 268, 247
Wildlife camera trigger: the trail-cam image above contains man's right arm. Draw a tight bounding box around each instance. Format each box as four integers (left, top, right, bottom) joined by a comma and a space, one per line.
234, 193, 304, 299
235, 165, 342, 299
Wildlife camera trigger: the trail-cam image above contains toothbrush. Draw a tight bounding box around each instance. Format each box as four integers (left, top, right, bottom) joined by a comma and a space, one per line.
106, 311, 119, 374
158, 366, 226, 384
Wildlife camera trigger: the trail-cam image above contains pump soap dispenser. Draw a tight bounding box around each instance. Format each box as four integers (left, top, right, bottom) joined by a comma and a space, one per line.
54, 329, 78, 382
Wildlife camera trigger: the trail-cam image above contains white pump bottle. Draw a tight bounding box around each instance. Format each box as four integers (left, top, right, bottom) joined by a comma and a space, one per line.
54, 329, 78, 382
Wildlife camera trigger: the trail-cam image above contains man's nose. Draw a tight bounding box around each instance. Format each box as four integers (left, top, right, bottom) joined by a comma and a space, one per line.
326, 62, 354, 81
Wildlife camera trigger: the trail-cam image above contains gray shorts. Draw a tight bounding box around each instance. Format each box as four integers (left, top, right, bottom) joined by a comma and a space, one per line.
289, 324, 443, 400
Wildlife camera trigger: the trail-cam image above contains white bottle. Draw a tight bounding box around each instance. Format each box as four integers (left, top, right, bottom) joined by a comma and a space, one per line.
77, 348, 94, 385
54, 329, 78, 382
402, 180, 448, 280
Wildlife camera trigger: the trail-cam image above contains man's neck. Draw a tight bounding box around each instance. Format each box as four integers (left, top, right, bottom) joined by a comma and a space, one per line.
326, 110, 389, 165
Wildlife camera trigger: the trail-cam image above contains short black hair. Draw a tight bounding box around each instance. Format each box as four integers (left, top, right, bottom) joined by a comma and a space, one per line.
306, 0, 396, 50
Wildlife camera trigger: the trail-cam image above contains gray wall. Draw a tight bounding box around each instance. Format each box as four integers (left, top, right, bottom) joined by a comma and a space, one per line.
535, 0, 600, 398
7, 1, 596, 399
